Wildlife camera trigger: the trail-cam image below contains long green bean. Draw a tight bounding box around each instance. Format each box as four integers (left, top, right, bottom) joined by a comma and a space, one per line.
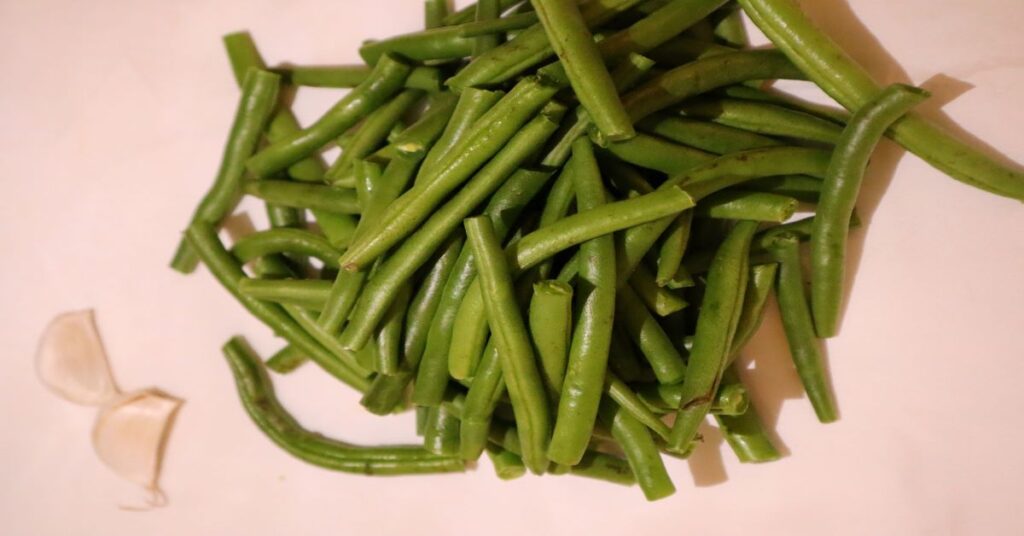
677, 97, 844, 144
238, 278, 330, 311
693, 191, 799, 223
359, 26, 477, 65
242, 181, 361, 214
231, 228, 341, 269
419, 88, 504, 181
637, 115, 782, 155
615, 283, 687, 384
265, 345, 308, 374
599, 399, 675, 500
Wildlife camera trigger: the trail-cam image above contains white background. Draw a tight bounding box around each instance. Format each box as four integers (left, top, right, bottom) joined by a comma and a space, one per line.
2, 1, 1023, 534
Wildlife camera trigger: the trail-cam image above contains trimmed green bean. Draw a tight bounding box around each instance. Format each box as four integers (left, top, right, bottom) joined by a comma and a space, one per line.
548, 138, 617, 466
715, 396, 782, 462
615, 284, 687, 384
602, 132, 714, 175
533, 0, 635, 140
359, 26, 476, 65
712, 2, 748, 47
622, 49, 805, 122
466, 216, 551, 475
387, 92, 459, 158
186, 222, 370, 392
404, 235, 465, 367
222, 337, 464, 475
605, 374, 671, 440
247, 54, 412, 178
656, 209, 692, 285
340, 111, 563, 353
693, 191, 799, 223
265, 345, 308, 374
423, 402, 462, 456
231, 228, 341, 269
340, 77, 560, 270
375, 284, 410, 375
418, 88, 504, 181
738, 0, 1024, 200
529, 280, 573, 395
460, 341, 506, 460
426, 0, 448, 29
717, 84, 850, 124
677, 98, 843, 144
766, 233, 837, 423
325, 89, 423, 181
630, 262, 687, 316
282, 65, 443, 92
171, 68, 281, 273
638, 377, 749, 416
237, 278, 330, 311
739, 175, 823, 203
637, 114, 782, 155
668, 220, 757, 452
473, 0, 503, 55
485, 444, 527, 480
599, 399, 675, 500
811, 84, 928, 338
242, 181, 360, 214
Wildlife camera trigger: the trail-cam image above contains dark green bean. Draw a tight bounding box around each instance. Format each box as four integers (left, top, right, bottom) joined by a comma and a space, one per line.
171, 68, 281, 273
738, 0, 1024, 200
602, 132, 714, 175
693, 191, 799, 223
811, 84, 928, 338
656, 209, 692, 285
622, 49, 805, 122
340, 110, 563, 353
247, 54, 412, 178
548, 138, 617, 466
615, 284, 687, 384
677, 98, 843, 144
766, 233, 837, 423
418, 88, 504, 181
466, 216, 551, 474
242, 181, 360, 214
529, 280, 573, 395
608, 330, 651, 383
668, 220, 757, 452
637, 114, 782, 155
237, 278, 330, 311
533, 0, 635, 140
231, 228, 341, 269
265, 344, 308, 374
599, 399, 675, 500
186, 222, 370, 391
222, 337, 464, 474
340, 77, 560, 270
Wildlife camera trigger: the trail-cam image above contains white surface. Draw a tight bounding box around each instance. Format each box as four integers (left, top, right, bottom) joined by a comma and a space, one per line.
2, 1, 1023, 534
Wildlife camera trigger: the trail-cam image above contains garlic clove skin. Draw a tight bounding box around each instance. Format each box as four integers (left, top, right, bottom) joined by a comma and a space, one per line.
92, 389, 183, 491
36, 310, 120, 406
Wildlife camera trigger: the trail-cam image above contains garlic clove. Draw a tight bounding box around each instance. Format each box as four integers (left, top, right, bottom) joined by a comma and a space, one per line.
36, 309, 120, 406
92, 389, 183, 492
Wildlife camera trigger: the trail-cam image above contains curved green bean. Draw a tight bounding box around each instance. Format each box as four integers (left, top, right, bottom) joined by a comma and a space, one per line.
602, 132, 714, 175
231, 228, 341, 269
811, 84, 928, 338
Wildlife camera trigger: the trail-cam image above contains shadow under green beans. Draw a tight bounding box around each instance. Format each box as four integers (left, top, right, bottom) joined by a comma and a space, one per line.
798, 0, 1024, 179
685, 421, 728, 487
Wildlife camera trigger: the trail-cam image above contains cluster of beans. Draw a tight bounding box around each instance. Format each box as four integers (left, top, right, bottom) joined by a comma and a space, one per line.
174, 0, 1022, 500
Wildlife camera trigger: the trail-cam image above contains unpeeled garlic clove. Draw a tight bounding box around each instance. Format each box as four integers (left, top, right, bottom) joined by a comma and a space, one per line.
36, 310, 120, 406
92, 389, 183, 492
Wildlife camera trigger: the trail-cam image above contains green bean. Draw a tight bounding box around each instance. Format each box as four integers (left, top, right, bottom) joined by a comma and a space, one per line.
423, 402, 462, 456
265, 345, 308, 374
281, 65, 442, 92
717, 84, 850, 124
242, 181, 360, 214
598, 399, 675, 500
738, 0, 1024, 200
459, 341, 506, 460
765, 233, 837, 423
549, 450, 637, 485
668, 220, 757, 452
426, 0, 448, 29
677, 98, 843, 144
231, 228, 341, 269
485, 444, 527, 480
387, 92, 459, 158
340, 77, 560, 270
325, 90, 423, 181
622, 50, 805, 122
608, 330, 651, 382
451, 185, 697, 371
465, 216, 551, 474
712, 2, 747, 47
615, 284, 687, 384
637, 115, 782, 155
340, 111, 563, 353
186, 222, 370, 392
419, 168, 554, 401
374, 284, 410, 375
472, 0, 503, 55
247, 54, 411, 178
811, 84, 928, 338
171, 68, 281, 273
638, 377, 749, 416
605, 374, 671, 440
222, 337, 464, 474
534, 165, 577, 279
529, 280, 573, 395
359, 26, 476, 65
729, 262, 778, 358
602, 132, 714, 175
645, 34, 737, 65
280, 303, 373, 377
739, 175, 823, 203
715, 388, 781, 463
548, 138, 617, 466
694, 191, 799, 223
630, 262, 687, 316
533, 0, 635, 140
237, 278, 330, 311
447, 0, 644, 89
460, 12, 539, 36
654, 208, 692, 286
418, 88, 504, 181
404, 235, 465, 368
443, 0, 523, 25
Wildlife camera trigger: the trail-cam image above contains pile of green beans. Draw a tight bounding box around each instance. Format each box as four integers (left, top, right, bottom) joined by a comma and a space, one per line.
173, 0, 1022, 501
